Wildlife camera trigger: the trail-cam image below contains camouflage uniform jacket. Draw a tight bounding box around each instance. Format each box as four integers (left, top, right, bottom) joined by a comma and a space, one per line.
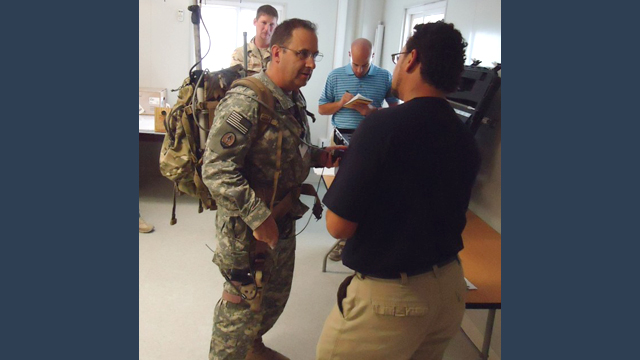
202, 71, 323, 231
230, 37, 271, 74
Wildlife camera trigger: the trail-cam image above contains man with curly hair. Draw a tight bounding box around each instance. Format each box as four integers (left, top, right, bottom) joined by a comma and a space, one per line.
316, 21, 481, 360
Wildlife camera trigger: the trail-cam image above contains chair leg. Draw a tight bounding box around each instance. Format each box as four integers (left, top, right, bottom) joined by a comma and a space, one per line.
322, 239, 344, 272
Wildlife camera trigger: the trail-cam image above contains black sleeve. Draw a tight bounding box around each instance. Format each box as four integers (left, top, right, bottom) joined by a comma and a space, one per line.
322, 114, 385, 223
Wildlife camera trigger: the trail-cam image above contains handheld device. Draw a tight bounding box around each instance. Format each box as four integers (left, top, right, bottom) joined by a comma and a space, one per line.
331, 149, 346, 163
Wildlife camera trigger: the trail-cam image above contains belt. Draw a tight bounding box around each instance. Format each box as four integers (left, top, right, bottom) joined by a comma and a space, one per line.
361, 255, 459, 279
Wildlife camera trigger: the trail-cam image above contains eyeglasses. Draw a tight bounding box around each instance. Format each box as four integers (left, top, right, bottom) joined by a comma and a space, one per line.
391, 52, 410, 64
281, 47, 324, 62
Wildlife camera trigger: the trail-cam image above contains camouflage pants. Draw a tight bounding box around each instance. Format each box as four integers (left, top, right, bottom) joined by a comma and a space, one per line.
209, 213, 296, 360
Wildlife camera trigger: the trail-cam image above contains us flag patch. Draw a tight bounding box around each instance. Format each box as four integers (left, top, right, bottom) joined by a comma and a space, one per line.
225, 111, 251, 135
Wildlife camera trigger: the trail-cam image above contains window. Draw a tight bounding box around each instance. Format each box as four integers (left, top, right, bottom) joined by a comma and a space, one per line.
197, 1, 285, 72
399, 1, 447, 49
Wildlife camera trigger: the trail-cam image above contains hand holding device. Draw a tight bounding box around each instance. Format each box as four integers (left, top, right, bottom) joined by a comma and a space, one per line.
331, 149, 346, 163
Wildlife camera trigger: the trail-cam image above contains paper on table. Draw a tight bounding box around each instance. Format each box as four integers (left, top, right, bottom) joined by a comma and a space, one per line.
464, 277, 477, 290
313, 167, 335, 176
343, 93, 373, 108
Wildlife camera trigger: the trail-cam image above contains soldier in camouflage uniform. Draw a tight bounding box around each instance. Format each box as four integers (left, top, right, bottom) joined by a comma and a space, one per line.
203, 19, 341, 360
230, 5, 278, 75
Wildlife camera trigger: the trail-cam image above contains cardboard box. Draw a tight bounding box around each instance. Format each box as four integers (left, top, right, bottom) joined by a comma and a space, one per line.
139, 87, 167, 115
154, 107, 171, 133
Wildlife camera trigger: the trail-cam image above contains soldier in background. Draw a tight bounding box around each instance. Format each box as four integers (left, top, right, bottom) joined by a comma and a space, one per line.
203, 19, 343, 360
230, 5, 278, 75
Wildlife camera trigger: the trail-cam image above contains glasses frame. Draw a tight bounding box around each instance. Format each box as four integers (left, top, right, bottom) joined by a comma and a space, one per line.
280, 46, 324, 62
391, 52, 410, 64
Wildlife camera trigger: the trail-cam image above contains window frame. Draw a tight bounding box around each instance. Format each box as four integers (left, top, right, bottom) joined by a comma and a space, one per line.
399, 1, 447, 51
196, 1, 286, 71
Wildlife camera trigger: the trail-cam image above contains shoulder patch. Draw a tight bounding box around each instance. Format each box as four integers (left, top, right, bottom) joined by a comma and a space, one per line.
226, 111, 252, 135
220, 132, 236, 148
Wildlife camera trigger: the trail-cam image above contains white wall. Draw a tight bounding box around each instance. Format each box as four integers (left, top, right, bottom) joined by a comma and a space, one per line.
449, 0, 501, 66
333, 0, 386, 69
139, 0, 193, 105
380, 0, 501, 70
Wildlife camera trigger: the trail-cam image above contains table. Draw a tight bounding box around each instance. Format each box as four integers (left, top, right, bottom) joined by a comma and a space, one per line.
139, 115, 165, 136
459, 210, 501, 359
320, 174, 501, 359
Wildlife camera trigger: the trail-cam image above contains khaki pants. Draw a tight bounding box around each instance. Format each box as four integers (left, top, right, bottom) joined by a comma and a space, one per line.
316, 260, 466, 360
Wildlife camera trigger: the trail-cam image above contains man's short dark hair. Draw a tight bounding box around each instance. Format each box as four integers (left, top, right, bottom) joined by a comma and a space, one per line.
270, 18, 317, 48
405, 21, 467, 93
256, 5, 278, 20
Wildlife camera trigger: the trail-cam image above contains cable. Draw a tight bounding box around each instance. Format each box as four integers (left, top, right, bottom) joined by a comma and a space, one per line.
200, 6, 212, 64
205, 243, 258, 300
188, 1, 213, 76
191, 69, 213, 133
228, 92, 333, 156
295, 167, 325, 236
191, 69, 205, 124
164, 104, 185, 143
203, 166, 326, 241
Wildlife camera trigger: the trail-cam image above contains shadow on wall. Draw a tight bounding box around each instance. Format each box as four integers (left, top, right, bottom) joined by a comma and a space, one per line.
469, 87, 501, 232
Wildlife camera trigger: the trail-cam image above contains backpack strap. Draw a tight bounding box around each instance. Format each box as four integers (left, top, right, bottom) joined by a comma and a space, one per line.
230, 77, 282, 211
297, 90, 316, 123
170, 183, 178, 225
230, 77, 278, 135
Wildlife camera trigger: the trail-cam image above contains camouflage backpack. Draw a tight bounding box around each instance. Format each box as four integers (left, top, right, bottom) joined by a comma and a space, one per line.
159, 65, 277, 225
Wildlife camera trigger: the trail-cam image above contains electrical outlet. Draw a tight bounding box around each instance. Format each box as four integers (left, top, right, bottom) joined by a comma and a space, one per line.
177, 10, 184, 22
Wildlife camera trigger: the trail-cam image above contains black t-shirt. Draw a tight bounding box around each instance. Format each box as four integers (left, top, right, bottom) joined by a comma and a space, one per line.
323, 97, 481, 277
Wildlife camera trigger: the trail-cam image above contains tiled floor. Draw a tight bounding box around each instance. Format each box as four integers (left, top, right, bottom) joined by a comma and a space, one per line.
139, 143, 484, 359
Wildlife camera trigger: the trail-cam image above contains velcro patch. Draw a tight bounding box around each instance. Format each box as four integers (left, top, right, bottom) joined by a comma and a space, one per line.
226, 111, 252, 135
220, 132, 236, 148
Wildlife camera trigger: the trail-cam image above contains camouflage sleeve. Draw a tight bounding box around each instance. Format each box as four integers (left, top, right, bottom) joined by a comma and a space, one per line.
202, 87, 271, 230
230, 46, 243, 67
